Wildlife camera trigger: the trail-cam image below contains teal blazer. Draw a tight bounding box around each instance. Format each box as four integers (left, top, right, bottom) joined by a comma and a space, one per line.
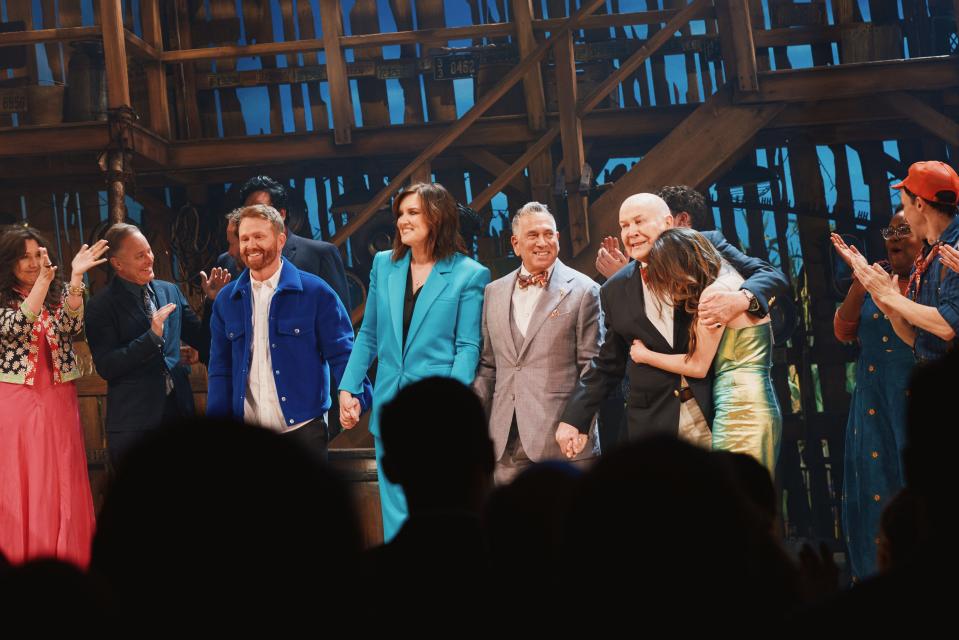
340, 250, 490, 437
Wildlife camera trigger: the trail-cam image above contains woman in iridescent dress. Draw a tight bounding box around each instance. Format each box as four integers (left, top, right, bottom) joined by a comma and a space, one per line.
629, 227, 782, 474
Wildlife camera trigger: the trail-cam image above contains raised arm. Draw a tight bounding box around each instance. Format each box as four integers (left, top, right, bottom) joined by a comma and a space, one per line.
703, 230, 790, 318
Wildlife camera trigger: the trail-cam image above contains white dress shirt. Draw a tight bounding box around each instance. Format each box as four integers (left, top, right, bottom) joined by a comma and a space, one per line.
511, 263, 555, 336
640, 262, 674, 348
244, 262, 308, 433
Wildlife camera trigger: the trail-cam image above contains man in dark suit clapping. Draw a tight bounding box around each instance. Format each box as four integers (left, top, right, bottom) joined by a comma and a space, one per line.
86, 223, 230, 465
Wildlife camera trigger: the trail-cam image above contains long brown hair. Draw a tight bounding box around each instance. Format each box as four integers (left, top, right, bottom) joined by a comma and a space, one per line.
644, 227, 722, 358
0, 225, 64, 310
391, 182, 467, 262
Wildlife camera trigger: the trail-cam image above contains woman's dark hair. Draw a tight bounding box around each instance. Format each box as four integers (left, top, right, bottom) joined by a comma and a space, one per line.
391, 182, 467, 262
644, 227, 722, 357
0, 225, 63, 310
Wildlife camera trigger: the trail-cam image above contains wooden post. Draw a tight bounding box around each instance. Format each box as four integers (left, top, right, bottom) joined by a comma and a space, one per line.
554, 31, 590, 254
100, 0, 131, 223
511, 0, 548, 131
319, 0, 354, 145
411, 163, 432, 184
169, 0, 203, 139
141, 0, 171, 138
716, 0, 759, 94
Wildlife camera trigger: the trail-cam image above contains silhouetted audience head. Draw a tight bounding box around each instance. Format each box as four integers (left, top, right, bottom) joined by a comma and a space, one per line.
90, 417, 359, 622
484, 462, 580, 576
380, 377, 494, 513
565, 436, 798, 624
713, 451, 778, 534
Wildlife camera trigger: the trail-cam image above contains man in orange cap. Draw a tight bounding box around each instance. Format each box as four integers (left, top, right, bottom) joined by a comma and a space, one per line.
833, 161, 959, 362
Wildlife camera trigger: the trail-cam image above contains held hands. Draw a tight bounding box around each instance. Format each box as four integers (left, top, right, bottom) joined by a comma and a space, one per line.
200, 267, 232, 300
698, 289, 748, 326
555, 422, 588, 459
338, 390, 361, 429
595, 236, 629, 279
70, 240, 109, 278
151, 303, 176, 337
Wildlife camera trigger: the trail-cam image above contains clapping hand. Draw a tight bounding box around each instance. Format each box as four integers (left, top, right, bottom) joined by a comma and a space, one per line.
830, 233, 869, 273
338, 390, 361, 429
853, 262, 899, 304
940, 244, 959, 275
595, 236, 629, 279
150, 303, 176, 337
70, 240, 109, 276
200, 267, 232, 300
36, 247, 57, 286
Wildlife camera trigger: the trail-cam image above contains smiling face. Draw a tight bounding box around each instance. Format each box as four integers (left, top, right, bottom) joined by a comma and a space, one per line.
13, 238, 43, 289
885, 211, 922, 276
238, 215, 285, 275
511, 210, 559, 274
111, 232, 156, 286
618, 194, 674, 263
395, 193, 432, 252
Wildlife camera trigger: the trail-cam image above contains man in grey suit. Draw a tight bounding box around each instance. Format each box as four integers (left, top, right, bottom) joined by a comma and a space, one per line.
473, 202, 603, 485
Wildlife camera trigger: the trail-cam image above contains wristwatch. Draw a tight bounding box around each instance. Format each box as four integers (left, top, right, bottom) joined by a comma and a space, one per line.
741, 288, 761, 315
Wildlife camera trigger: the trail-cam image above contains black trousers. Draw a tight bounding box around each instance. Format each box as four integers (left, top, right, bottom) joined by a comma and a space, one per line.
283, 417, 329, 463
107, 391, 185, 470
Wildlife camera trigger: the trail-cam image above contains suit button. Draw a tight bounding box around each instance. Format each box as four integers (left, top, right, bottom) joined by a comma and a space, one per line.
882, 336, 889, 343
867, 365, 875, 372
673, 389, 679, 397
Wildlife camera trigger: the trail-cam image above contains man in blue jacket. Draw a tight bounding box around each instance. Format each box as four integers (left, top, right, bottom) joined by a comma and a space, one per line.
207, 204, 371, 459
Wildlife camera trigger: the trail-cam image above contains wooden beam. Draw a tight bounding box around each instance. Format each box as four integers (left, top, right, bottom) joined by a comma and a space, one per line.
99, 0, 132, 223
124, 29, 160, 61
753, 24, 853, 49
140, 1, 171, 138
554, 31, 590, 254
511, 0, 548, 131
471, 127, 560, 212
461, 149, 528, 197
319, 0, 353, 145
0, 25, 100, 47
100, 1, 131, 108
329, 0, 609, 247
534, 8, 713, 32
159, 36, 326, 63
576, 0, 712, 117
568, 87, 786, 274
716, 0, 758, 93
742, 56, 959, 104
882, 92, 959, 148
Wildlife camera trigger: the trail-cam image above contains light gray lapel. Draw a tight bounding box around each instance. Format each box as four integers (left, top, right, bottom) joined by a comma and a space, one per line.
494, 269, 520, 362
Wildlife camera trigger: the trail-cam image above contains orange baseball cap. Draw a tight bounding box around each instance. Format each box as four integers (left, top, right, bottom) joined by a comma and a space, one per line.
892, 161, 959, 206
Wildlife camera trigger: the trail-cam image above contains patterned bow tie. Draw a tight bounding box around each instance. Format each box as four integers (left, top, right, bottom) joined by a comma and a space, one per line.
517, 271, 549, 289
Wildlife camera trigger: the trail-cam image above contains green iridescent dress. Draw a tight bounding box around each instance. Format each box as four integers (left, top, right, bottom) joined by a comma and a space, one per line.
711, 323, 782, 474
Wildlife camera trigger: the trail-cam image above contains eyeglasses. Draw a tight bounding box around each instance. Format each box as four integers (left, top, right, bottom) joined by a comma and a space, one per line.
880, 225, 912, 240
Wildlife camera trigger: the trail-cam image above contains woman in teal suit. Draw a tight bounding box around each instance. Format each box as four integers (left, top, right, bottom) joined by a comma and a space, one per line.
338, 182, 490, 541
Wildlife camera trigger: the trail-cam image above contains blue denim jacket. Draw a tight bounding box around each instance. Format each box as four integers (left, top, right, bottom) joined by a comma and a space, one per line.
207, 258, 371, 425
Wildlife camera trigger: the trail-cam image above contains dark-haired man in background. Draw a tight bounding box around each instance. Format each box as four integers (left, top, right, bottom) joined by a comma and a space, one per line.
216, 175, 350, 309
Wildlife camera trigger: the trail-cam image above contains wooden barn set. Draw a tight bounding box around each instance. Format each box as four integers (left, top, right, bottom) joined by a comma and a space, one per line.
0, 0, 957, 550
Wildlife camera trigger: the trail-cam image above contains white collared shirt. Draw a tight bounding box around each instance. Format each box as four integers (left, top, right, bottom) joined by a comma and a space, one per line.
640, 262, 674, 348
511, 263, 555, 336
244, 262, 307, 433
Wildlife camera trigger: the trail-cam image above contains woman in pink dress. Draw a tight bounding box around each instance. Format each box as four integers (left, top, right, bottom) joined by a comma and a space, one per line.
0, 226, 108, 567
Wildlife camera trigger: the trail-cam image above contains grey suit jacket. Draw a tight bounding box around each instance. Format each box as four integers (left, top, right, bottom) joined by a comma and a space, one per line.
473, 259, 603, 463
